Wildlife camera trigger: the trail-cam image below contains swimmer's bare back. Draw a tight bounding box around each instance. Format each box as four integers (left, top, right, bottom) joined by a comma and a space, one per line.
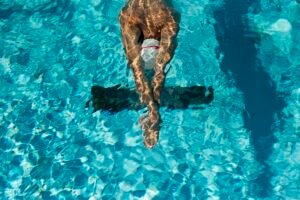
119, 0, 178, 148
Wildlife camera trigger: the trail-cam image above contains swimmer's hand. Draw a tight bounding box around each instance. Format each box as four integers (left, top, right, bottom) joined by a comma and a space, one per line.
143, 129, 159, 149
139, 111, 161, 149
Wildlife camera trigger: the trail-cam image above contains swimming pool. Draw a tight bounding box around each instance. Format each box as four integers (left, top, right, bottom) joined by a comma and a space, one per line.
0, 0, 299, 199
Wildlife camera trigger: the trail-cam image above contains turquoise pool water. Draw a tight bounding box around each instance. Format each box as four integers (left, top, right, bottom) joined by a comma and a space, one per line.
0, 0, 299, 199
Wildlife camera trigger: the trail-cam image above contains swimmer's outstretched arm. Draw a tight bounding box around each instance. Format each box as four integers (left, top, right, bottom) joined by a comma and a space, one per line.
152, 15, 178, 103
120, 14, 161, 148
119, 15, 153, 106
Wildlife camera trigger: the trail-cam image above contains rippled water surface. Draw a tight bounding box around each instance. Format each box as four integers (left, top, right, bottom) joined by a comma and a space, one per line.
0, 0, 299, 199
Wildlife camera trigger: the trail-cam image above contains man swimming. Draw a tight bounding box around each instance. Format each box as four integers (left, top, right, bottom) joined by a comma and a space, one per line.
119, 0, 178, 148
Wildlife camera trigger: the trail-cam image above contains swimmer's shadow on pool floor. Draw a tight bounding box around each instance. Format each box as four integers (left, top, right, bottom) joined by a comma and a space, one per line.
86, 85, 214, 113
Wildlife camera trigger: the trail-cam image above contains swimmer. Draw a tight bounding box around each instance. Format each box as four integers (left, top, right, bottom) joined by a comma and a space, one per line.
119, 0, 178, 148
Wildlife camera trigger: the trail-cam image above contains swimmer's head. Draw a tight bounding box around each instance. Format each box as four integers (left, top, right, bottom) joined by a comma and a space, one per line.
141, 39, 160, 70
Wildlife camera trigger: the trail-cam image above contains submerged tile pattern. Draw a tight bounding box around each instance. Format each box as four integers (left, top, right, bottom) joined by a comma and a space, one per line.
0, 0, 298, 199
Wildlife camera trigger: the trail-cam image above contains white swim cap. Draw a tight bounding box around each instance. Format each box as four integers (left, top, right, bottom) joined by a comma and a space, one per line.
141, 39, 160, 70
270, 18, 292, 33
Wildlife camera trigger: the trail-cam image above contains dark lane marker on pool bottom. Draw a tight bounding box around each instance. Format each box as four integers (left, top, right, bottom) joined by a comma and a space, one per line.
213, 0, 286, 198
